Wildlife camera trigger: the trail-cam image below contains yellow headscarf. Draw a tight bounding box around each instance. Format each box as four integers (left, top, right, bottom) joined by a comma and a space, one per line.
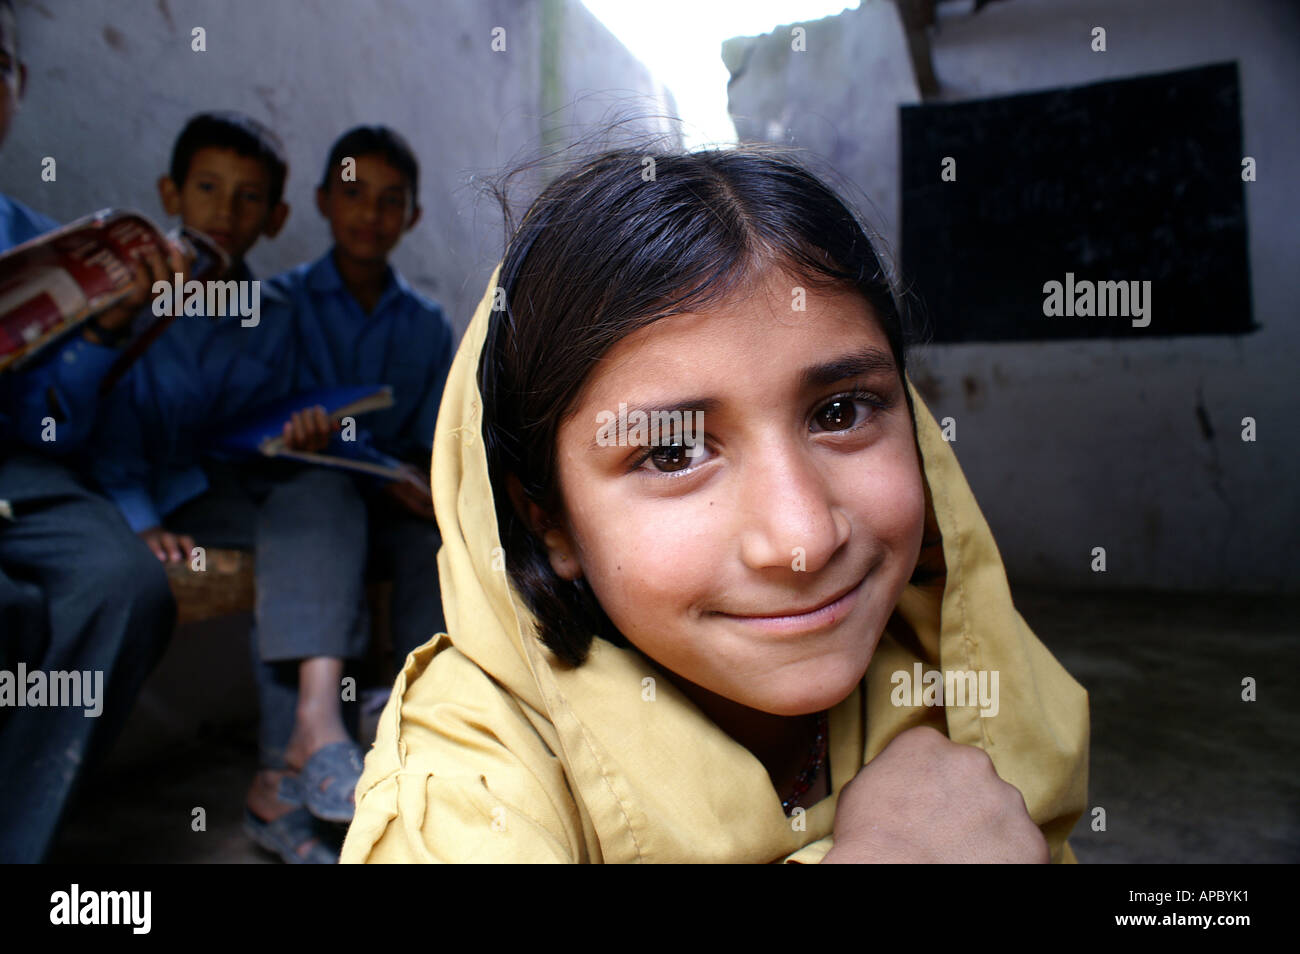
341, 264, 1090, 864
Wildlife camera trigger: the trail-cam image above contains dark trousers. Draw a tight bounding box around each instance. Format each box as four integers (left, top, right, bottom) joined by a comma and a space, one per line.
0, 450, 175, 863
166, 459, 445, 769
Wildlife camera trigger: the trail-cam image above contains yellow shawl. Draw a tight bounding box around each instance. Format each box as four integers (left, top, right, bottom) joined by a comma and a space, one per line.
341, 265, 1090, 863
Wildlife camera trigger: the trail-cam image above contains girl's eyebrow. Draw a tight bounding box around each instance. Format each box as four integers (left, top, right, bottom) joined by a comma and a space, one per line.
586, 397, 721, 450
800, 346, 897, 390
622, 397, 722, 417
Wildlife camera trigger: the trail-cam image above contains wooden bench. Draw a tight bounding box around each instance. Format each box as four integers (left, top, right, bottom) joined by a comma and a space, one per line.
163, 547, 394, 647
163, 548, 256, 624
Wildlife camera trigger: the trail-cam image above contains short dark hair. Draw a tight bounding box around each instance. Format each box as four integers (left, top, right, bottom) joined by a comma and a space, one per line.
319, 125, 419, 199
1, 0, 18, 55
169, 111, 288, 206
480, 144, 936, 667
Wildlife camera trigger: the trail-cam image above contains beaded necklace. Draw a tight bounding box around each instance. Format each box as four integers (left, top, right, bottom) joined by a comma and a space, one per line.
781, 711, 830, 815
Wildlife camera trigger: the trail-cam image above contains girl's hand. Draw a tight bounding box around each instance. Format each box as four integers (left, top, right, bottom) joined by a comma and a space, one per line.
821, 725, 1049, 864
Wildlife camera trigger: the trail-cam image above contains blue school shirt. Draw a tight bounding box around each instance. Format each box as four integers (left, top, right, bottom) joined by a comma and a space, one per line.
89, 261, 286, 532
0, 194, 123, 454
260, 250, 454, 466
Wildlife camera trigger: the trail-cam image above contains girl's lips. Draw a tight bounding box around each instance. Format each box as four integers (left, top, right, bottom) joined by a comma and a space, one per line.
714, 574, 868, 636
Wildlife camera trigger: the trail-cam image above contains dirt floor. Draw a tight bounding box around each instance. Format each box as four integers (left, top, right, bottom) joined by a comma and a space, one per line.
48, 587, 1300, 863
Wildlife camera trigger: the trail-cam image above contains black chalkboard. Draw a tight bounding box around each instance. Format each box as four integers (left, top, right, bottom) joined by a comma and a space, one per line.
900, 62, 1254, 342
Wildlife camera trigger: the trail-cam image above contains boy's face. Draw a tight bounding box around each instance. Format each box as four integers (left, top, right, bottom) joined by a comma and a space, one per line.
539, 271, 927, 718
316, 154, 419, 265
158, 146, 287, 262
0, 10, 26, 150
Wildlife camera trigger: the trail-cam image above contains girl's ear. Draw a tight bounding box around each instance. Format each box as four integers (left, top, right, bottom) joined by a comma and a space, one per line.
505, 474, 583, 582
541, 528, 582, 581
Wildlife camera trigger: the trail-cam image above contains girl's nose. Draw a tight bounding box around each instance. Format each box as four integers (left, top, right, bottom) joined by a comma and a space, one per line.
736, 440, 850, 574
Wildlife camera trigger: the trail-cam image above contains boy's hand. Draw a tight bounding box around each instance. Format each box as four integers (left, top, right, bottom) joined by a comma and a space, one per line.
822, 725, 1050, 864
87, 238, 189, 341
281, 405, 336, 452
139, 525, 197, 564
383, 462, 436, 521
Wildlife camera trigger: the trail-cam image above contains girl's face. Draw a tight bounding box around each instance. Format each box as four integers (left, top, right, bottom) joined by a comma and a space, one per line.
542, 270, 927, 717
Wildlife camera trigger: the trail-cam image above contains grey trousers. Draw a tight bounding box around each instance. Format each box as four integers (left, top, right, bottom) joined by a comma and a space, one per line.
166, 458, 445, 768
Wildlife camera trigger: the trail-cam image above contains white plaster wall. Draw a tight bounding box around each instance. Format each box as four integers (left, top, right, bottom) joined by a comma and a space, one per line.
727, 0, 1300, 592
2, 0, 673, 336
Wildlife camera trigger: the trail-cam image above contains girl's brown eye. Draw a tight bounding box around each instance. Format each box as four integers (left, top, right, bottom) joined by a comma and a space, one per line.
648, 443, 690, 473
816, 399, 856, 431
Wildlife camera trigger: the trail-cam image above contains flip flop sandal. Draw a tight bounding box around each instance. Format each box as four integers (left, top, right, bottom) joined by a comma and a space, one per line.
243, 775, 339, 864
299, 740, 365, 823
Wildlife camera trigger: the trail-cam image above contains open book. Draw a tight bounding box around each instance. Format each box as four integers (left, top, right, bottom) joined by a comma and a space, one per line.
209, 384, 419, 484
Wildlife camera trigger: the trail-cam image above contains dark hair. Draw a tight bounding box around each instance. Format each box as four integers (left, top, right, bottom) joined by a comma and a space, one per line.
481, 143, 934, 667
1, 0, 18, 55
169, 111, 288, 206
319, 125, 419, 199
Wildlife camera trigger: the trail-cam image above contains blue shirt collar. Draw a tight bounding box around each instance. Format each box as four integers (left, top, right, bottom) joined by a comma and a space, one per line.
306, 248, 409, 313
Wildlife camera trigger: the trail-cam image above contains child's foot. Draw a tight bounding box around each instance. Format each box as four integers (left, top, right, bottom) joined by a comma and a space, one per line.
283, 721, 352, 773
246, 768, 296, 821
284, 715, 364, 823
244, 770, 337, 863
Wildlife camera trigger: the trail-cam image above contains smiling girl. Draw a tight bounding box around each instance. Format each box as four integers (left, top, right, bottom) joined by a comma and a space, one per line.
341, 145, 1089, 864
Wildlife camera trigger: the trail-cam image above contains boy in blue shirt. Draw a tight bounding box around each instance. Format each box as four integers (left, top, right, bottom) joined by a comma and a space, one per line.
95, 123, 452, 863
90, 111, 355, 863
92, 111, 294, 556
228, 126, 451, 846
0, 0, 177, 862
264, 125, 453, 515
